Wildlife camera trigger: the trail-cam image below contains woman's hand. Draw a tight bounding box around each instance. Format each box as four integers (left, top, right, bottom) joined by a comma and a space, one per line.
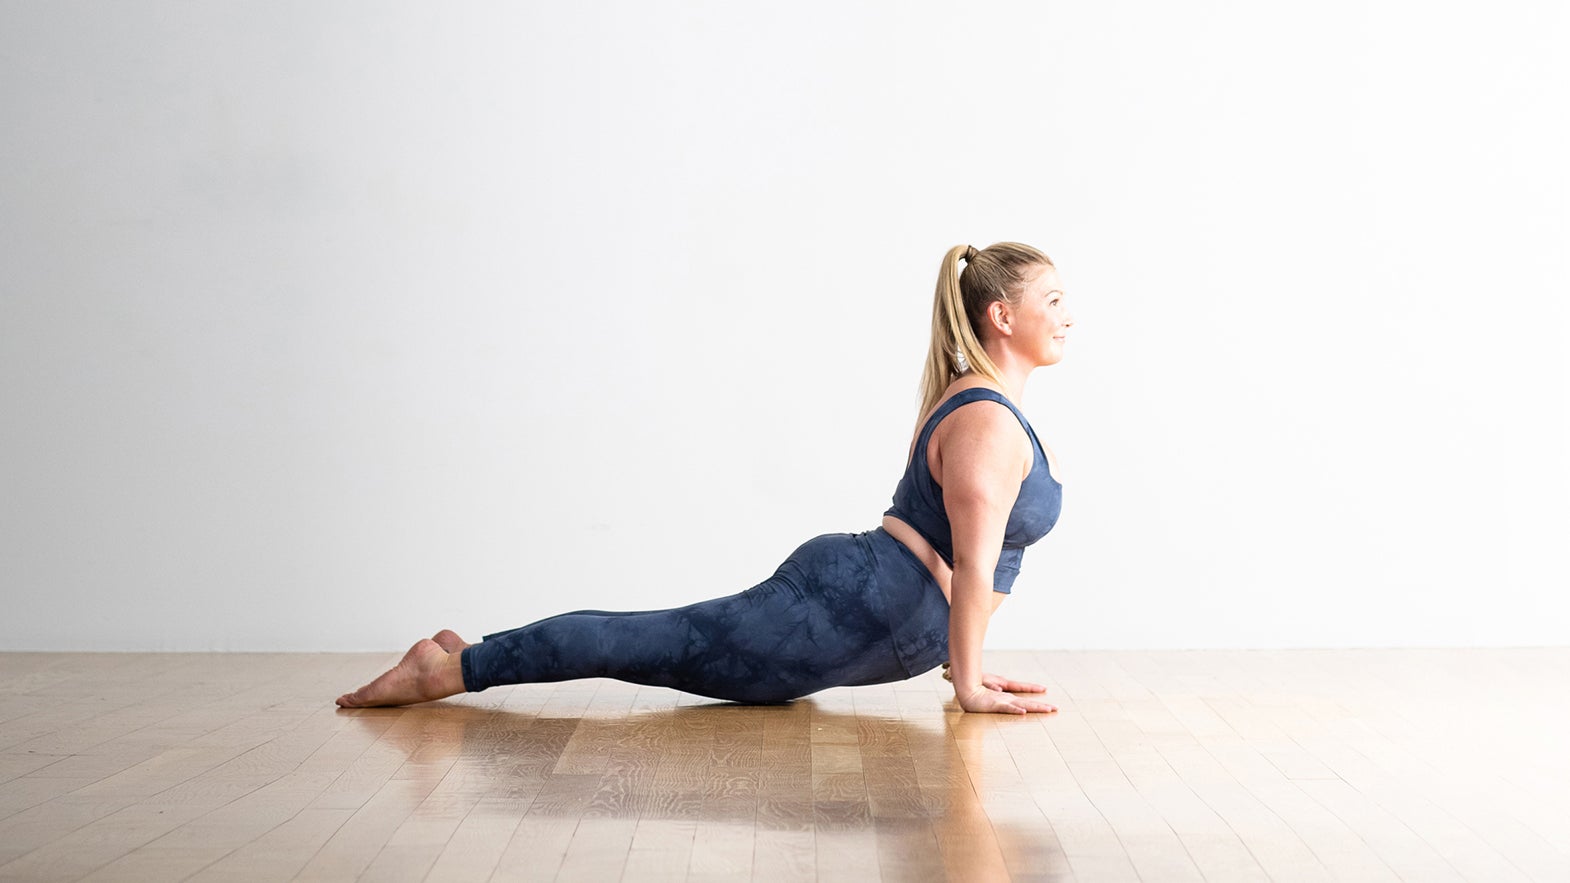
943, 664, 1051, 697
981, 672, 1047, 694
955, 684, 1058, 714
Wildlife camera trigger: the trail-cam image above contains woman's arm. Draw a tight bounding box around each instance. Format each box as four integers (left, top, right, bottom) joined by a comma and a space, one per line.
937, 403, 1059, 715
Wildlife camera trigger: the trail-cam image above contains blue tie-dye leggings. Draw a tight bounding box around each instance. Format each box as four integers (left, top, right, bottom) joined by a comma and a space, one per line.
459, 527, 951, 704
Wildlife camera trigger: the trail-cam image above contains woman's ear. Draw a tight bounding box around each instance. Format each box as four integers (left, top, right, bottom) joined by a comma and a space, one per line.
987, 300, 1013, 336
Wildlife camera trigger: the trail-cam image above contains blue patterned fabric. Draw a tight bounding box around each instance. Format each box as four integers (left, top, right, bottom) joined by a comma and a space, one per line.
883, 388, 1062, 593
459, 389, 1063, 702
460, 527, 951, 703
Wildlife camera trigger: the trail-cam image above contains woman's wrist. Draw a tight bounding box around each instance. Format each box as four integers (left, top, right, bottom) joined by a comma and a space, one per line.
942, 662, 983, 693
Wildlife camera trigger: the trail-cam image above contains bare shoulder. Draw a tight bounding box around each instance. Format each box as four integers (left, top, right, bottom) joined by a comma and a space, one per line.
929, 392, 1033, 487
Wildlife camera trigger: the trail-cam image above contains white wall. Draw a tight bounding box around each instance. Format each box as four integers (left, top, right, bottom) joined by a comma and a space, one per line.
2, 1, 1565, 651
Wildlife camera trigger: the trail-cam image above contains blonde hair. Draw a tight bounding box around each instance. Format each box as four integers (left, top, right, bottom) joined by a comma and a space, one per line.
917, 241, 1054, 420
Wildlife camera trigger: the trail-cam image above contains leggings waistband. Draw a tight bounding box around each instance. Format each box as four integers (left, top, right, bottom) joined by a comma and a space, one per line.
863, 526, 950, 678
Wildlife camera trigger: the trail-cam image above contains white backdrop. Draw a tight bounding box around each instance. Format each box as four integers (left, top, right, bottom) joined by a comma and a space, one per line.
2, 1, 1566, 651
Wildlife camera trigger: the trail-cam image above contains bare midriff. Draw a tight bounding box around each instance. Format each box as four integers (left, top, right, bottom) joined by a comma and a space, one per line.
881, 514, 952, 602
882, 515, 1009, 612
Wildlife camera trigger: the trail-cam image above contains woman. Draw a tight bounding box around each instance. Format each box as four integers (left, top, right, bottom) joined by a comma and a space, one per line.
337, 241, 1072, 715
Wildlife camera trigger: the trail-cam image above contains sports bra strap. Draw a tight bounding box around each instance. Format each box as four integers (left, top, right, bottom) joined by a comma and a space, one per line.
915, 388, 1030, 459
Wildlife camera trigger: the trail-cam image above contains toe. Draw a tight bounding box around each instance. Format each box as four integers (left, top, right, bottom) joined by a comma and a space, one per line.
431, 629, 469, 653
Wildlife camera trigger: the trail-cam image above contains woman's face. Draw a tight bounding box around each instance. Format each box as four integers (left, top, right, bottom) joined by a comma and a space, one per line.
1005, 264, 1073, 366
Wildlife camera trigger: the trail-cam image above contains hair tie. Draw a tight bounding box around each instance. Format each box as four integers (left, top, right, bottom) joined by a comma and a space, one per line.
963, 245, 979, 262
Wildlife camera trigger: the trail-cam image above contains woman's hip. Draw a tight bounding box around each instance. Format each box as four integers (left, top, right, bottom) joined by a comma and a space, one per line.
770, 528, 951, 678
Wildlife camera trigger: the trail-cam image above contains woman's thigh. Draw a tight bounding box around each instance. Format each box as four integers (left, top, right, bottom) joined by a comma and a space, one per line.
465, 530, 931, 702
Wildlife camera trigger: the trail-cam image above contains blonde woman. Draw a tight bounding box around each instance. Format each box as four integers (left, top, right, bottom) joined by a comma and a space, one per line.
338, 242, 1072, 715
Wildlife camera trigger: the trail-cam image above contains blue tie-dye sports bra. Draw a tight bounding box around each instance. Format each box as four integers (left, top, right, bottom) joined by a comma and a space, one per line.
883, 387, 1062, 593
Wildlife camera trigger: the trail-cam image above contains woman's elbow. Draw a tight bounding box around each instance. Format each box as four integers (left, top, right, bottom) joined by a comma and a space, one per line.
950, 556, 998, 581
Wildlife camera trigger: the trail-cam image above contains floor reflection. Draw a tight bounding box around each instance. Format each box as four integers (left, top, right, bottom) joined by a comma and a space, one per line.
332, 681, 1067, 873
336, 681, 1055, 865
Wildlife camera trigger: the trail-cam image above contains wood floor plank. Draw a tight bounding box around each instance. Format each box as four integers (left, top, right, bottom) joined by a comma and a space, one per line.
488, 814, 578, 881
77, 844, 233, 883
621, 817, 697, 881
354, 792, 481, 882
422, 796, 526, 882
556, 815, 635, 881
687, 819, 755, 881
0, 800, 213, 880
870, 816, 943, 882
292, 777, 443, 881
183, 806, 354, 882
812, 827, 880, 882
752, 828, 815, 880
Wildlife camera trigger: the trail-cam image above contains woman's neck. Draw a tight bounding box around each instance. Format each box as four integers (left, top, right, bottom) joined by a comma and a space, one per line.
978, 346, 1033, 404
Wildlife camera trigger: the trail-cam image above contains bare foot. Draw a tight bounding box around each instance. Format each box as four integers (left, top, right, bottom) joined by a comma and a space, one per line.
336, 639, 464, 708
431, 629, 471, 653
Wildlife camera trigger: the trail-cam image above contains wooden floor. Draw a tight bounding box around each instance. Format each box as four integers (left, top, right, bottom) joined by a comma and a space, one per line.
0, 650, 1567, 882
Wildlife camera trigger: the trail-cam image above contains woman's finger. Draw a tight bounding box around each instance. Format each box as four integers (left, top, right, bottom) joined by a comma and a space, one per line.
990, 677, 1047, 693
1001, 698, 1056, 714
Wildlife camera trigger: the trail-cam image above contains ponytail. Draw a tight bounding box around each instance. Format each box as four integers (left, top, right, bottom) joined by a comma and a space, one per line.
914, 241, 1055, 423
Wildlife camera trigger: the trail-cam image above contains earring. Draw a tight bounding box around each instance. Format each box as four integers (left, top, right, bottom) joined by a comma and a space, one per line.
954, 349, 970, 373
